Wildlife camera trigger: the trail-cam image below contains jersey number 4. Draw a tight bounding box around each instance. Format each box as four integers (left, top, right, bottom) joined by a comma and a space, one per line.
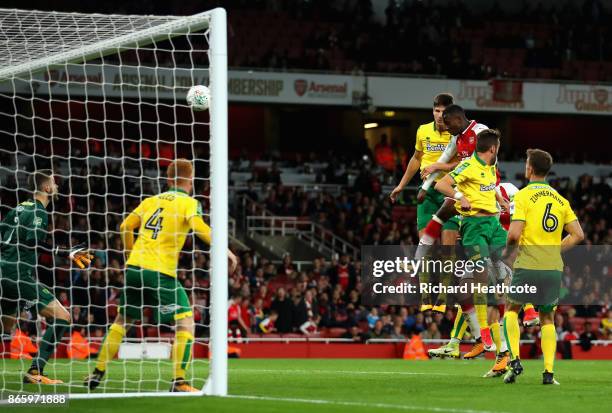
144, 208, 164, 239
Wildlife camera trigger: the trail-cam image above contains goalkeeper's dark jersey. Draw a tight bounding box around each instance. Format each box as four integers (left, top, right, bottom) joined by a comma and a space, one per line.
0, 200, 48, 278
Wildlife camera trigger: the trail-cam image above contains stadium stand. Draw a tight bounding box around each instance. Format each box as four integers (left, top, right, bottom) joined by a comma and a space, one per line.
2, 142, 609, 343
7, 0, 612, 81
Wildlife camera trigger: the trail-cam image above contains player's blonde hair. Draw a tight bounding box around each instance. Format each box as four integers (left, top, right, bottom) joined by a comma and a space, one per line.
167, 158, 193, 185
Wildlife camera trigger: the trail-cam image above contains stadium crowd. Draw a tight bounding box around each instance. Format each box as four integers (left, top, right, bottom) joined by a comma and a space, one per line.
228, 155, 610, 341
3, 140, 609, 347
9, 0, 612, 81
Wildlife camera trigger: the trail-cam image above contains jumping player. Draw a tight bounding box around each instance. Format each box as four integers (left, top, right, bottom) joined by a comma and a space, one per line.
390, 93, 458, 313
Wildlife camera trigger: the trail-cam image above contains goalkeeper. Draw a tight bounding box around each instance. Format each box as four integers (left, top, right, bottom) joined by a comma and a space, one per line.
0, 170, 93, 384
86, 159, 238, 393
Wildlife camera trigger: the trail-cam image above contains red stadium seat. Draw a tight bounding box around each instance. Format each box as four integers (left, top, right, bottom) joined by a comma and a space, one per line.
281, 334, 304, 339
324, 328, 348, 338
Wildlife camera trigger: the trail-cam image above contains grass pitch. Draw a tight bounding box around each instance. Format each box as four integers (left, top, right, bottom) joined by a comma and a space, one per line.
1, 358, 611, 413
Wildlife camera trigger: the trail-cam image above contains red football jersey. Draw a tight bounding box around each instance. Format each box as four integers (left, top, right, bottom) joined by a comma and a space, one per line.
456, 119, 502, 184
456, 120, 489, 161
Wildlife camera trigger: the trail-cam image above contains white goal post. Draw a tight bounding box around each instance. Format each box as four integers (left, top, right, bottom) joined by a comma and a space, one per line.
0, 7, 228, 398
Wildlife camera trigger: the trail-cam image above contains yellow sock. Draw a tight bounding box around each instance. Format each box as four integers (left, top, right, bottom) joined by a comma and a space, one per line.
476, 304, 488, 329
457, 309, 469, 338
541, 324, 557, 373
173, 331, 194, 380
96, 323, 126, 372
450, 307, 468, 342
503, 311, 520, 360
490, 322, 502, 353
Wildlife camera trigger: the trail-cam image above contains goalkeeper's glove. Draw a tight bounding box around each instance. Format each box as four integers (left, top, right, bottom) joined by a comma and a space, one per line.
55, 244, 94, 269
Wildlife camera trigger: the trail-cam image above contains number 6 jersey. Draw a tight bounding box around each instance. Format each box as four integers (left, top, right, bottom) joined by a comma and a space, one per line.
511, 181, 578, 270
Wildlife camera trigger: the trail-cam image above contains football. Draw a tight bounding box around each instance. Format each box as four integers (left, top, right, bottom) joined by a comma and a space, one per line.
186, 85, 210, 111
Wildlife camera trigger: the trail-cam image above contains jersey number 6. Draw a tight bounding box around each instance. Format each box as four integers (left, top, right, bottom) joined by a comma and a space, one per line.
541, 203, 558, 233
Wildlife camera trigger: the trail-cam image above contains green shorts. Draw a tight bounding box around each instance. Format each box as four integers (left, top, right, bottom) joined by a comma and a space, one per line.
460, 216, 507, 262
0, 266, 55, 316
416, 185, 461, 232
507, 268, 561, 313
120, 266, 192, 325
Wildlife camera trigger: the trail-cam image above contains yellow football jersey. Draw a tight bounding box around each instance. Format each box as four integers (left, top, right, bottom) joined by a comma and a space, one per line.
126, 188, 207, 277
448, 153, 498, 216
415, 122, 452, 181
511, 181, 577, 270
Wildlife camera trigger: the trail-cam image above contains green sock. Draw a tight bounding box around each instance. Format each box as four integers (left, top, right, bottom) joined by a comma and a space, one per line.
30, 319, 69, 374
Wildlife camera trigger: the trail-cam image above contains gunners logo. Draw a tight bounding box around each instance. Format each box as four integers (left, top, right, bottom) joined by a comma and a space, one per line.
294, 79, 308, 97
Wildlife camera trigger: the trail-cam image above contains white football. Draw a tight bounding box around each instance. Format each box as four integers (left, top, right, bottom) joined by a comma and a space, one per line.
186, 85, 210, 111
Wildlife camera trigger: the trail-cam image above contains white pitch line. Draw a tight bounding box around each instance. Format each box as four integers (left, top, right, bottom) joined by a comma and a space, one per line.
231, 368, 458, 376
227, 394, 512, 413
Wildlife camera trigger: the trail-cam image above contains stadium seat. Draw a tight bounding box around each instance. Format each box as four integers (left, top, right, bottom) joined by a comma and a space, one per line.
281, 334, 304, 339
324, 328, 348, 338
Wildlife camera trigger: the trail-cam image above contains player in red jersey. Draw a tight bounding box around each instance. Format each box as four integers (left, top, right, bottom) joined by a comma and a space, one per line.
422, 105, 510, 357
417, 105, 499, 251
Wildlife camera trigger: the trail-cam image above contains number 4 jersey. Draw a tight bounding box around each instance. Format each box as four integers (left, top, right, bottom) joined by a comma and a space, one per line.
126, 188, 208, 277
511, 181, 578, 270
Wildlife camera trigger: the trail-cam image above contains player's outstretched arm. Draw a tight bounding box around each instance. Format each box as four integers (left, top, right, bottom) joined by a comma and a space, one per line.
420, 158, 459, 180
19, 217, 94, 269
120, 212, 141, 255
561, 220, 584, 252
188, 215, 238, 274
390, 150, 423, 203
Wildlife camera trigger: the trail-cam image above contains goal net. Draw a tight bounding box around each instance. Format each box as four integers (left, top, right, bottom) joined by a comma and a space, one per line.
0, 7, 228, 398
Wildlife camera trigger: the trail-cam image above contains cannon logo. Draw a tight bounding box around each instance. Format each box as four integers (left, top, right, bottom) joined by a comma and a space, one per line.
294, 79, 308, 96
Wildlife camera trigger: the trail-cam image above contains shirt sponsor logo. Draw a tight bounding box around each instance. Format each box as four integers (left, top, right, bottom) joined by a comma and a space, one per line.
425, 142, 446, 152
480, 183, 496, 191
